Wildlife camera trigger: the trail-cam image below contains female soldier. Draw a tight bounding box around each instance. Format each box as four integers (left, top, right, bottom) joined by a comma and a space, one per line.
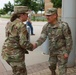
1, 6, 33, 75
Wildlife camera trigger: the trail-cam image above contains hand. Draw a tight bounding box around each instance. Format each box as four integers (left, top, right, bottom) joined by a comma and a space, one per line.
64, 53, 69, 59
26, 43, 33, 51
32, 43, 37, 50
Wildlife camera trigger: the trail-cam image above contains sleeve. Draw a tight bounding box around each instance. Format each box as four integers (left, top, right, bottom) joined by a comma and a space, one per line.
5, 22, 12, 37
19, 23, 33, 51
35, 24, 48, 47
63, 22, 73, 54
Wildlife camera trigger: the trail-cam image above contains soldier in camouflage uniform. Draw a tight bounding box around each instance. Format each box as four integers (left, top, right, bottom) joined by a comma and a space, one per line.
33, 8, 73, 75
1, 6, 33, 75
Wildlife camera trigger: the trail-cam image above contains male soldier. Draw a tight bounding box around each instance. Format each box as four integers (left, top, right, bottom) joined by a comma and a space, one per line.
1, 6, 33, 75
33, 8, 73, 75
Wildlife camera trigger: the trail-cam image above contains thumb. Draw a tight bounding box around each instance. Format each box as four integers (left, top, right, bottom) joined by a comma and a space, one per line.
64, 53, 68, 59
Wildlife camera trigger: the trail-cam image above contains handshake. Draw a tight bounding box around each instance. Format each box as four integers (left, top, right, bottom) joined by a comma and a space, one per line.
26, 43, 37, 52
26, 43, 69, 59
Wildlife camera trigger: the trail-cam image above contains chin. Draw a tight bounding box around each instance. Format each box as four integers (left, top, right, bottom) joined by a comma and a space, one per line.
24, 19, 27, 22
48, 21, 51, 23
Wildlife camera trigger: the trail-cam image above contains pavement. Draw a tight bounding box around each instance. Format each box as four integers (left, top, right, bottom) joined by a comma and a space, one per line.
0, 18, 76, 75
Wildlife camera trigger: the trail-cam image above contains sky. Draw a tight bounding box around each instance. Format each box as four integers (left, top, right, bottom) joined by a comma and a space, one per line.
0, 0, 14, 9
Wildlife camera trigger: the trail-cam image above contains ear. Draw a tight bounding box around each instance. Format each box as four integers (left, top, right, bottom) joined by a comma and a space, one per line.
54, 14, 57, 18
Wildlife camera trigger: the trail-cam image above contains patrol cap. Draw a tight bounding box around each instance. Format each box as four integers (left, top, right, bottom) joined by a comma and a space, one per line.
14, 6, 29, 14
45, 8, 57, 16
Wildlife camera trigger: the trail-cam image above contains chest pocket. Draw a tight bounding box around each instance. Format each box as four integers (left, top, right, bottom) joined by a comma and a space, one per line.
55, 28, 63, 39
47, 26, 57, 39
47, 25, 64, 40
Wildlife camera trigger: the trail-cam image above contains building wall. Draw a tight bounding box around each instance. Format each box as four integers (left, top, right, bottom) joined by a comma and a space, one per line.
44, 0, 53, 12
44, 0, 62, 17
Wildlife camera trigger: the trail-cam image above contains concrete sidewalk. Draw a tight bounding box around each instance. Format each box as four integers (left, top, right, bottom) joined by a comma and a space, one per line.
0, 59, 76, 75
0, 18, 76, 75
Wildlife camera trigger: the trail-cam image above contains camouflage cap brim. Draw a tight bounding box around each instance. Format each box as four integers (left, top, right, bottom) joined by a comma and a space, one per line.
45, 13, 54, 16
14, 6, 29, 14
45, 8, 57, 16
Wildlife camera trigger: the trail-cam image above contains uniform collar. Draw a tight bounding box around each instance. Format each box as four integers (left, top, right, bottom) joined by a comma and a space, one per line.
48, 21, 59, 28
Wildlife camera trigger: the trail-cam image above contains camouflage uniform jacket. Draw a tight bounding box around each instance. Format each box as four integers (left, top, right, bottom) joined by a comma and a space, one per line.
2, 18, 33, 61
36, 21, 73, 54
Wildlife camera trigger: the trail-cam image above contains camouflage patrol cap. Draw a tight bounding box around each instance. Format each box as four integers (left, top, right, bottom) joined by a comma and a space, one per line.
45, 8, 57, 15
14, 6, 29, 14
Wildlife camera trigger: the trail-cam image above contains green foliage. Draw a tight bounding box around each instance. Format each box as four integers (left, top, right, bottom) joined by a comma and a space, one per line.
31, 15, 47, 21
31, 1, 40, 13
3, 1, 14, 14
51, 0, 62, 8
0, 9, 6, 14
0, 14, 11, 18
14, 0, 44, 13
15, 0, 31, 6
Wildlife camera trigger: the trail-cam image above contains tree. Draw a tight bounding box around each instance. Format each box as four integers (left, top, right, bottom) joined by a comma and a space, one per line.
39, 0, 44, 11
0, 9, 6, 14
51, 0, 62, 8
14, 0, 44, 13
14, 0, 31, 6
3, 1, 14, 14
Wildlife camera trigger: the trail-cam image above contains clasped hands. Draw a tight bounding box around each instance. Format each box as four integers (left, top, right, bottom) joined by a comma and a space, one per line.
32, 43, 37, 50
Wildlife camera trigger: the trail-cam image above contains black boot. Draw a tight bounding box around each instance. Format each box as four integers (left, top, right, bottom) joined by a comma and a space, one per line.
50, 69, 56, 75
49, 66, 56, 75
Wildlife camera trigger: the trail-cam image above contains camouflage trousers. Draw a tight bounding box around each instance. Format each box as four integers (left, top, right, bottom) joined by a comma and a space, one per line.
49, 53, 68, 75
6, 60, 27, 75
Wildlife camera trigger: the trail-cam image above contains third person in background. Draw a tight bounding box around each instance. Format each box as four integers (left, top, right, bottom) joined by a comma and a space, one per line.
26, 9, 35, 35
